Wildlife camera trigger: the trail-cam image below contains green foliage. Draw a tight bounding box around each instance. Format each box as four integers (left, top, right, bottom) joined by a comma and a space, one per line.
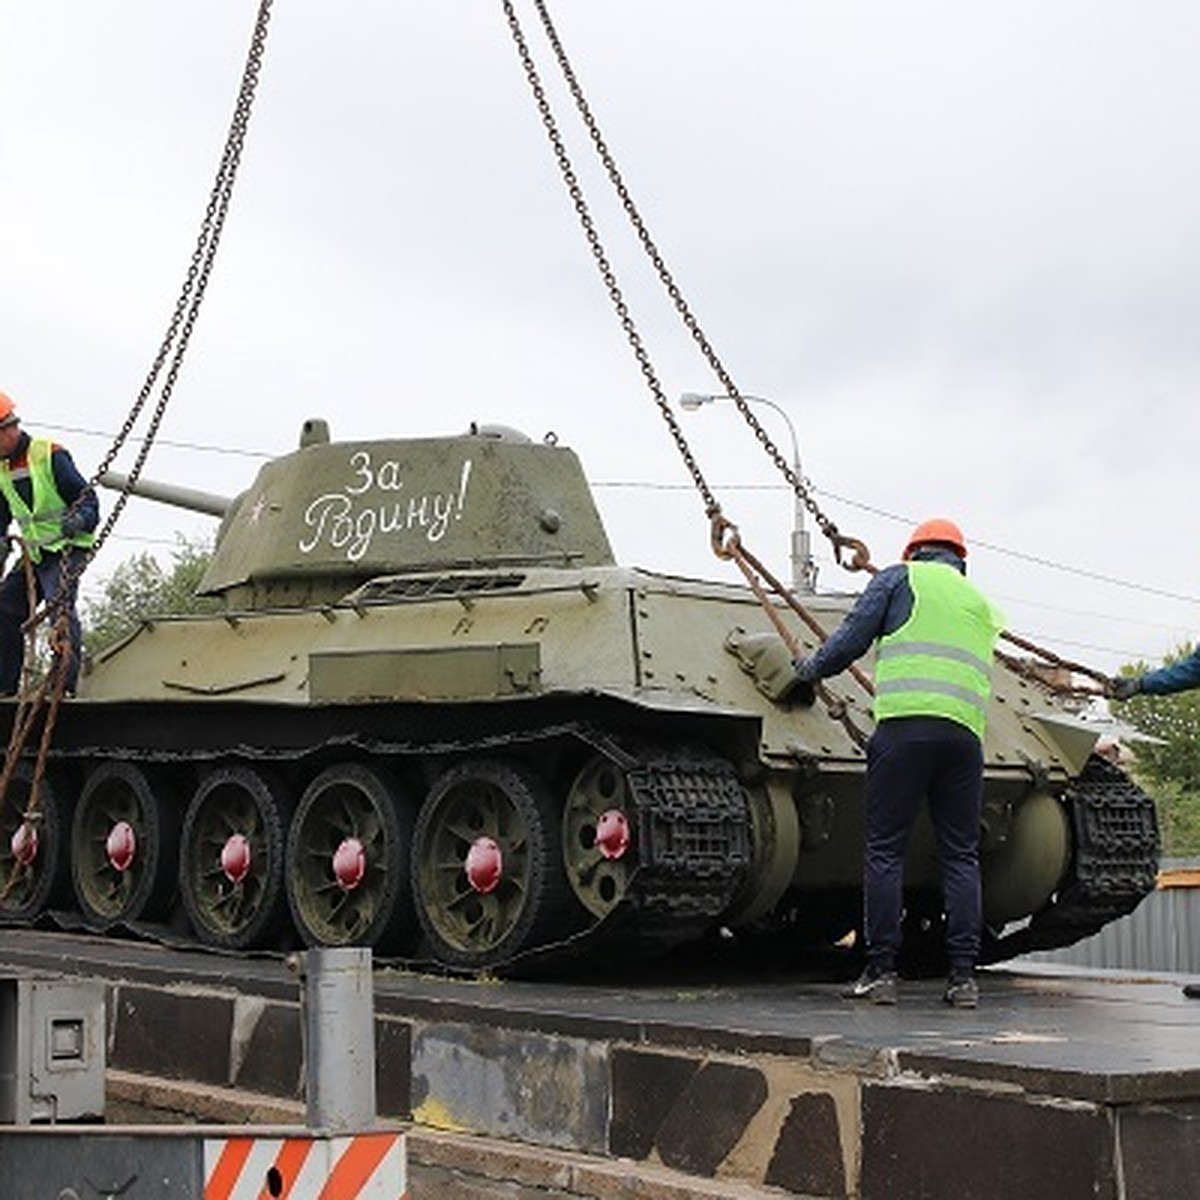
82, 535, 219, 654
1116, 643, 1200, 856
1135, 776, 1200, 861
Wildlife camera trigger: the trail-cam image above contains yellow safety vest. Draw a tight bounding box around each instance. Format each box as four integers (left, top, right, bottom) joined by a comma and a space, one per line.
0, 438, 96, 563
873, 561, 1004, 739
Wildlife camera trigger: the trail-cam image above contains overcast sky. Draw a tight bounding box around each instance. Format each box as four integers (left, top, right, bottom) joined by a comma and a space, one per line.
2, 2, 1198, 678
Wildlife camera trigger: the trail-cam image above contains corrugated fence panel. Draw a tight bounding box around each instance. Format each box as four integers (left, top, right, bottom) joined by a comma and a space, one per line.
1021, 859, 1200, 974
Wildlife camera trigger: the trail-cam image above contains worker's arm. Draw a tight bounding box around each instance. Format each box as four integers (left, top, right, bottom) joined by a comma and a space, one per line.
795, 563, 911, 681
51, 447, 100, 535
1138, 644, 1200, 696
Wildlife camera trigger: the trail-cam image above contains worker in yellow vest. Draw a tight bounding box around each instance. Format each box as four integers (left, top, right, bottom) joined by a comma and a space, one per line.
0, 390, 99, 695
792, 518, 1004, 1008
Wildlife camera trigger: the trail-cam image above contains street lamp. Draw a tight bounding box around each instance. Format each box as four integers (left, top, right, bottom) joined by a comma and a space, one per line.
679, 392, 817, 593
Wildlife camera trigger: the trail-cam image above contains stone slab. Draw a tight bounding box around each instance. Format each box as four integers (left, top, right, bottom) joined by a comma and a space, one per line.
5, 930, 1200, 1199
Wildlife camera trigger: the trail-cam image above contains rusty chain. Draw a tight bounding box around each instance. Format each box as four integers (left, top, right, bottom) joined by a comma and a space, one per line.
712, 517, 872, 749
997, 631, 1111, 695
0, 541, 72, 903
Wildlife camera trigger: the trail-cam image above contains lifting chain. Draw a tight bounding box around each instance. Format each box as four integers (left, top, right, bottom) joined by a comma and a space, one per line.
0, 542, 72, 904
504, 0, 872, 576
997, 630, 1112, 696
88, 0, 275, 555
502, 0, 718, 520
505, 3, 1129, 710
1, 1, 275, 894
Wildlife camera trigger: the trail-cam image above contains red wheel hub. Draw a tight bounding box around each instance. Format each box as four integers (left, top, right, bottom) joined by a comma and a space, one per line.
11, 821, 38, 867
220, 834, 252, 885
595, 809, 630, 860
106, 821, 137, 872
332, 838, 365, 891
465, 836, 502, 894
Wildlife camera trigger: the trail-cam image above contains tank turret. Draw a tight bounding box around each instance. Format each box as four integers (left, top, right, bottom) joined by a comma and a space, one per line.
99, 419, 614, 609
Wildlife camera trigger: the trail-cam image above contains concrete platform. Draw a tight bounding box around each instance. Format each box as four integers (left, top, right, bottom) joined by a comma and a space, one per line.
2, 930, 1198, 1198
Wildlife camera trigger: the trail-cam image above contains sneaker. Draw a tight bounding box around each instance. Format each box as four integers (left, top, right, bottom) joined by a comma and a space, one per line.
843, 968, 898, 1005
943, 973, 979, 1009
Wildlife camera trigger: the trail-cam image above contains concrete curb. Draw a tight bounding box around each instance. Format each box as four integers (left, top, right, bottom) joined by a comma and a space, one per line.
106, 1071, 797, 1200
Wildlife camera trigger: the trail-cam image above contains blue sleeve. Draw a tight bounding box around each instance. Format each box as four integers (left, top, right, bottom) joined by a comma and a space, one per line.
1139, 645, 1200, 695
797, 564, 910, 680
52, 447, 100, 532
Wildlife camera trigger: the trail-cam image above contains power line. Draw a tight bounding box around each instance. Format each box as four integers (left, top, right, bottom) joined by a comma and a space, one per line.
993, 590, 1198, 633
39, 421, 274, 460
593, 480, 1200, 608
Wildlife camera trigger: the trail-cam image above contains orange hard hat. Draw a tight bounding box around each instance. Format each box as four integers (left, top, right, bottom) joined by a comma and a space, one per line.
0, 391, 17, 429
903, 517, 967, 560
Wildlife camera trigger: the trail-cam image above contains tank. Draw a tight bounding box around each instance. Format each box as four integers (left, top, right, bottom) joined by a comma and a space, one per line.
0, 418, 1160, 975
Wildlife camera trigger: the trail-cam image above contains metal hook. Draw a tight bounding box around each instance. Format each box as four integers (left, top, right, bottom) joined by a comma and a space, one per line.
833, 534, 873, 573
710, 514, 741, 560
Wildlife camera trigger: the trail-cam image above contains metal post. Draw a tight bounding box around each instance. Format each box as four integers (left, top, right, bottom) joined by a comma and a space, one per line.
299, 947, 376, 1132
680, 392, 817, 592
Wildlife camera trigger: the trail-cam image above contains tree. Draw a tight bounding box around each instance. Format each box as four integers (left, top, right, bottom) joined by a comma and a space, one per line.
82, 536, 219, 655
1115, 643, 1200, 856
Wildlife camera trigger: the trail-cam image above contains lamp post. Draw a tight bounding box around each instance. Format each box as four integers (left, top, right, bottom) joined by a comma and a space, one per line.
679, 392, 817, 593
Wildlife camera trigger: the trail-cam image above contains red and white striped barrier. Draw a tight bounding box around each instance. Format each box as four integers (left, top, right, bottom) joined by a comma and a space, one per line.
204, 1130, 407, 1199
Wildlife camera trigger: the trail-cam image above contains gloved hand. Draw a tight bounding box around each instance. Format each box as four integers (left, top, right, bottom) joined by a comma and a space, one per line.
787, 657, 818, 706
1109, 675, 1141, 702
60, 509, 87, 539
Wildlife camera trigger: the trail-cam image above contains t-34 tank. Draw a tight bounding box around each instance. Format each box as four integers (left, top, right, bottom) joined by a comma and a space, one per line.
0, 418, 1160, 974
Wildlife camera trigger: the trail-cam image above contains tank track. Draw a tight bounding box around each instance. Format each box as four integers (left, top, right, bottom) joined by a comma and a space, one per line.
503, 740, 752, 974
8, 716, 753, 976
984, 754, 1160, 962
611, 748, 749, 930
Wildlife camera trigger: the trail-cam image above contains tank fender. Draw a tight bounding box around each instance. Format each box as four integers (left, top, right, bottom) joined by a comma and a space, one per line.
1024, 711, 1103, 778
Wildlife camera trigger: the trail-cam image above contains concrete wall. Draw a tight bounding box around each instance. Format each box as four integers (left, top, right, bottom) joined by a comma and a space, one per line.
102, 977, 1200, 1200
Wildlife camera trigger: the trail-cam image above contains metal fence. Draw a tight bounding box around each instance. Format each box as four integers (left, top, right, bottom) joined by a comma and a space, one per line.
1020, 858, 1200, 975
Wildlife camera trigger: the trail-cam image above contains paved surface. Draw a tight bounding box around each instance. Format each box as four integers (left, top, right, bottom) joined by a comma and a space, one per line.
4, 928, 1199, 1104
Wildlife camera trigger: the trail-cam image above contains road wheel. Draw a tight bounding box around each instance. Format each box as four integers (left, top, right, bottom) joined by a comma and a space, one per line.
181, 765, 293, 951
70, 762, 177, 928
0, 762, 72, 923
412, 758, 574, 970
286, 762, 415, 953
561, 753, 634, 919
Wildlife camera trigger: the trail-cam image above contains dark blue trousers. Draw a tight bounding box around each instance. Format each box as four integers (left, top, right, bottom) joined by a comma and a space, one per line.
0, 549, 87, 695
863, 716, 983, 973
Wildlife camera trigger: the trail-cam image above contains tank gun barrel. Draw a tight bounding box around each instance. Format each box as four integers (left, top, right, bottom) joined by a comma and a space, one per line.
97, 471, 231, 518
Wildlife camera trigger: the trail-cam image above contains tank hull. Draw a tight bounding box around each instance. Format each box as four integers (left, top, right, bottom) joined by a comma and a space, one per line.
2, 568, 1159, 974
